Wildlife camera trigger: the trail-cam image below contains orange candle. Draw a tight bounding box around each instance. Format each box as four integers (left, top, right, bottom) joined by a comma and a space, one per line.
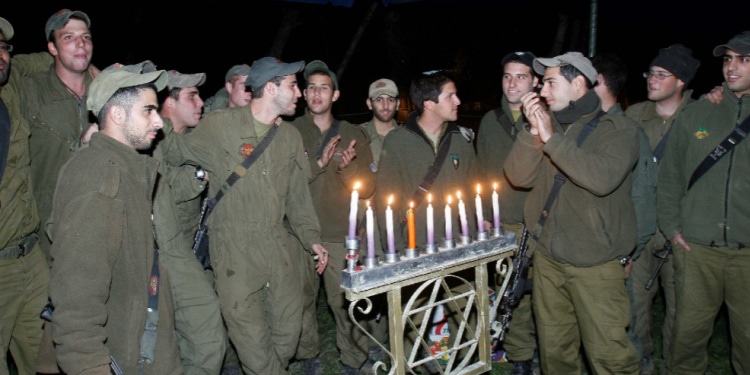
407, 201, 417, 249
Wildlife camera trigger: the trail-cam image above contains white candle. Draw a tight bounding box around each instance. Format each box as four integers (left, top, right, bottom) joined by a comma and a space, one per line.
493, 183, 501, 230
475, 184, 484, 231
445, 195, 453, 241
426, 194, 434, 245
457, 191, 469, 237
348, 182, 360, 238
386, 195, 395, 254
366, 201, 375, 259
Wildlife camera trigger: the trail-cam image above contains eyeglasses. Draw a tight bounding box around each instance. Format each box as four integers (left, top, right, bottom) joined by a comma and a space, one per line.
0, 42, 13, 53
643, 71, 674, 80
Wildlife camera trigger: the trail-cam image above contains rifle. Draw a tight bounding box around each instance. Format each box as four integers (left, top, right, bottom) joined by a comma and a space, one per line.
193, 197, 213, 270
491, 225, 532, 344
645, 240, 672, 290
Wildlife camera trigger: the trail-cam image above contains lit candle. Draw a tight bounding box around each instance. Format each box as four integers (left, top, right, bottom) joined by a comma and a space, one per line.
493, 183, 501, 230
407, 201, 416, 249
426, 194, 434, 246
445, 195, 453, 241
457, 191, 470, 237
475, 184, 484, 231
366, 200, 375, 259
348, 182, 360, 238
386, 195, 396, 254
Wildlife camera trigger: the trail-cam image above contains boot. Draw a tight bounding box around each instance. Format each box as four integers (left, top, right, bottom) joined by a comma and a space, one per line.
510, 359, 533, 375
301, 357, 322, 375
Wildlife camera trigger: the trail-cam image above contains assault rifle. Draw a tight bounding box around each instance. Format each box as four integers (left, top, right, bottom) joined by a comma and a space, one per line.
645, 240, 672, 290
490, 225, 532, 344
192, 197, 213, 270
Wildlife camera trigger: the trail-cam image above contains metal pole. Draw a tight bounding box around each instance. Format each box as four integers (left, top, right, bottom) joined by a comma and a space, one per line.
589, 0, 597, 57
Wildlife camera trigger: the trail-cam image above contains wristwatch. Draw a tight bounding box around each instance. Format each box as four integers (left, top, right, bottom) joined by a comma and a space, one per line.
194, 167, 206, 181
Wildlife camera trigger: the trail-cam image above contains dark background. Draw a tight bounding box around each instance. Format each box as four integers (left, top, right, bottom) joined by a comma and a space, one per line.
4, 0, 749, 121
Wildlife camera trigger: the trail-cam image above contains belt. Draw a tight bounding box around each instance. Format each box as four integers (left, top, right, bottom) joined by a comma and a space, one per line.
0, 234, 38, 260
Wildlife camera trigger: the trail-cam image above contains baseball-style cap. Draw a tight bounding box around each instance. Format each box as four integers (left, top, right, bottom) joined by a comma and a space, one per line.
246, 56, 305, 93
103, 60, 158, 74
650, 44, 700, 86
303, 60, 339, 90
369, 78, 398, 98
0, 17, 14, 40
225, 64, 251, 83
501, 51, 536, 70
45, 9, 91, 41
533, 51, 598, 84
713, 31, 750, 57
166, 70, 206, 90
87, 69, 168, 116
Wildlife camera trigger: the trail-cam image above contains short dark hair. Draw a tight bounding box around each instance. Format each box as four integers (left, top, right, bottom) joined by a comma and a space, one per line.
409, 71, 455, 113
252, 75, 284, 99
559, 64, 594, 89
98, 83, 156, 127
591, 52, 627, 97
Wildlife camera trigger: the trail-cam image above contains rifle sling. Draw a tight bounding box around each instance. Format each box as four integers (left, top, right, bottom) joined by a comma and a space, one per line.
687, 115, 750, 190
533, 111, 605, 240
210, 124, 279, 210
399, 135, 452, 228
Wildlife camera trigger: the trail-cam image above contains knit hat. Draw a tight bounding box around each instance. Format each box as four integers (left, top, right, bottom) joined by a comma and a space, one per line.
246, 56, 304, 93
224, 64, 250, 83
533, 52, 598, 84
303, 60, 339, 90
501, 51, 536, 70
0, 17, 14, 40
368, 78, 398, 98
650, 44, 700, 85
713, 31, 750, 57
166, 70, 206, 90
45, 9, 91, 41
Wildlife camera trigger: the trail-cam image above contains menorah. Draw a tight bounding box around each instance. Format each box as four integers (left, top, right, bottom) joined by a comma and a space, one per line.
340, 229, 517, 375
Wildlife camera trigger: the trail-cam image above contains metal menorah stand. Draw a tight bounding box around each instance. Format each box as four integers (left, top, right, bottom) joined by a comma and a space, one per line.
341, 228, 517, 375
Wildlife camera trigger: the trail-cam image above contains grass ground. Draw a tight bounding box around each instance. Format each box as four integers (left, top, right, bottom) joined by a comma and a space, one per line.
289, 284, 733, 374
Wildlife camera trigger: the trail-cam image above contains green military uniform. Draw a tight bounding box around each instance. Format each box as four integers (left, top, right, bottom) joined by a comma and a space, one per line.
49, 133, 182, 375
164, 106, 321, 375
291, 111, 376, 369
375, 111, 479, 363
658, 85, 750, 373
475, 98, 535, 362
151, 118, 226, 375
504, 92, 639, 374
20, 65, 93, 256
624, 89, 693, 370
356, 118, 399, 346
0, 52, 53, 375
202, 87, 229, 115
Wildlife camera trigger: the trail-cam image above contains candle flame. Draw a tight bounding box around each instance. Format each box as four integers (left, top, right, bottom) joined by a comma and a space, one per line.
447, 195, 452, 204
476, 183, 481, 194
457, 191, 462, 200
410, 201, 414, 209
494, 182, 498, 191
366, 200, 370, 208
428, 193, 432, 204
388, 194, 393, 205
353, 181, 361, 190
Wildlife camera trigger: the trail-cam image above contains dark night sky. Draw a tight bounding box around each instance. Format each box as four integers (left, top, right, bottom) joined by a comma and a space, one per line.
4, 1, 749, 119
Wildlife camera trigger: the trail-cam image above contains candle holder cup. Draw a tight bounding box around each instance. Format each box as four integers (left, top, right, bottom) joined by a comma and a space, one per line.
441, 237, 456, 250
345, 236, 361, 272
459, 235, 472, 246
476, 230, 489, 241
491, 226, 504, 238
384, 252, 400, 263
403, 247, 419, 259
423, 243, 438, 254
363, 256, 378, 269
